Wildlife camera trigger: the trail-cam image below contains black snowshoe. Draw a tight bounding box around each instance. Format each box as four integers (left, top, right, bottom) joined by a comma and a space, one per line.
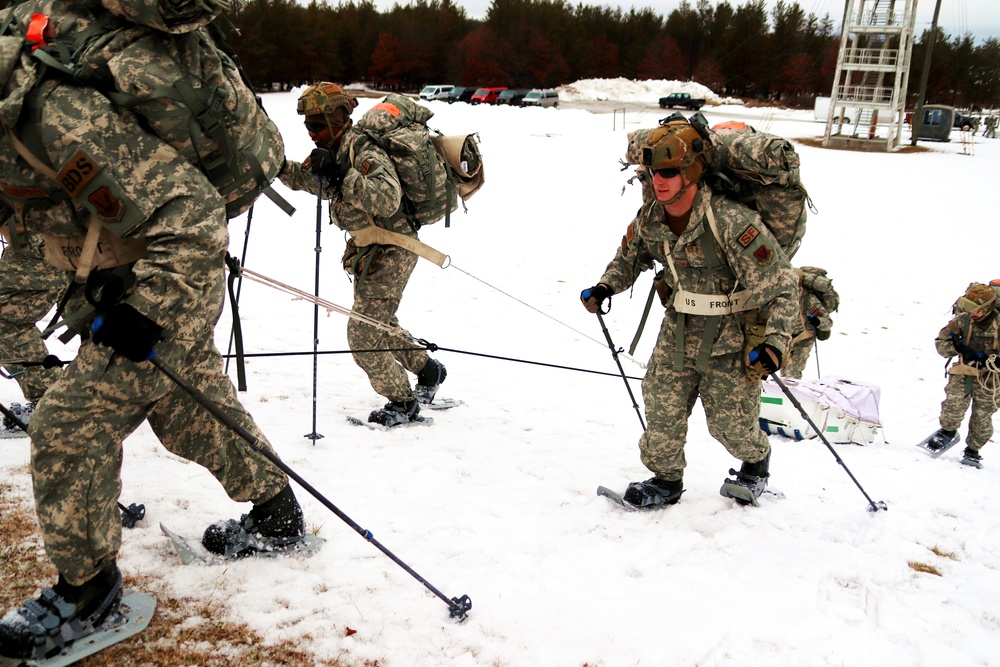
202, 485, 305, 559
0, 562, 122, 662
960, 447, 983, 469
621, 477, 684, 509
720, 453, 770, 507
368, 398, 421, 427
414, 359, 447, 405
918, 428, 960, 458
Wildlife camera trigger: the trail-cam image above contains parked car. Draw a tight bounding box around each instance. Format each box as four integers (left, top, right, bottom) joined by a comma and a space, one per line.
496, 89, 530, 106
447, 86, 476, 104
521, 89, 559, 108
658, 92, 705, 110
471, 87, 507, 105
418, 85, 454, 101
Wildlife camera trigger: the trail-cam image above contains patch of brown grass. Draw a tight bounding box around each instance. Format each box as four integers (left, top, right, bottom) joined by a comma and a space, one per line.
0, 483, 356, 666
908, 561, 942, 576
930, 545, 959, 561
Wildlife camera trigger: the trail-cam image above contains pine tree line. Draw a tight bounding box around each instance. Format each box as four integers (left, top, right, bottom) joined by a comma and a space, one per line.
228, 0, 1000, 109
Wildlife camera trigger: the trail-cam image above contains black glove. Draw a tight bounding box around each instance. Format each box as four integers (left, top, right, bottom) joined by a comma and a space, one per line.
307, 147, 342, 185
807, 313, 820, 330
953, 338, 987, 364
581, 284, 613, 314
91, 303, 163, 363
748, 342, 782, 376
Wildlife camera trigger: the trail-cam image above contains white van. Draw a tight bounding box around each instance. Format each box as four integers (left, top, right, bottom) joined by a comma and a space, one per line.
522, 89, 559, 108
419, 85, 454, 101
814, 96, 859, 124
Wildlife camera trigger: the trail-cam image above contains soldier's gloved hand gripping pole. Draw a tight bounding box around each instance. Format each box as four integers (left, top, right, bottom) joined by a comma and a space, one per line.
581, 286, 647, 431
101, 319, 472, 620
749, 349, 888, 514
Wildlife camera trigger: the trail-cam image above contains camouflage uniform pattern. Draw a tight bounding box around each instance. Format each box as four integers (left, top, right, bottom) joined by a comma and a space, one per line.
783, 268, 839, 380
0, 227, 68, 401
281, 129, 429, 402
598, 186, 799, 482
934, 311, 1000, 451
0, 72, 288, 584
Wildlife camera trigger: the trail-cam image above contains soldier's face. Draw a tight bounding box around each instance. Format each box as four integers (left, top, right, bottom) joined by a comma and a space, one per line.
652, 170, 685, 202
305, 116, 334, 147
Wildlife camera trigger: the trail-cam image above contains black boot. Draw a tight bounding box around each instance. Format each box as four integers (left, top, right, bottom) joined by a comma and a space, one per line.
926, 429, 958, 452
368, 398, 421, 426
414, 359, 447, 404
203, 484, 305, 559
0, 561, 122, 661
622, 477, 684, 508
720, 451, 770, 506
960, 447, 983, 469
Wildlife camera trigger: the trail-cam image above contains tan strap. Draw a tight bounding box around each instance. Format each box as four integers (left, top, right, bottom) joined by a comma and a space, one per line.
43, 229, 148, 274
0, 222, 26, 243
792, 328, 816, 345
2, 122, 60, 183
348, 225, 448, 268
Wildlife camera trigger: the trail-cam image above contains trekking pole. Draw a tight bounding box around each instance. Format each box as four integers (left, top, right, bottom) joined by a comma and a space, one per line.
813, 340, 821, 378
148, 354, 472, 621
593, 311, 646, 431
225, 205, 254, 376
764, 371, 887, 513
0, 402, 146, 527
305, 193, 323, 442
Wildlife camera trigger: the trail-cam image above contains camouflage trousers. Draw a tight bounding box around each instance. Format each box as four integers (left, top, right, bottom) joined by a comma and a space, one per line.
782, 336, 816, 380
0, 231, 69, 401
639, 343, 769, 483
939, 373, 998, 451
348, 244, 429, 402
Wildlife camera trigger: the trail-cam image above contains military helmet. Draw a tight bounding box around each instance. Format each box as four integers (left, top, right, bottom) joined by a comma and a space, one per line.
297, 83, 359, 119
959, 283, 997, 314
640, 119, 712, 183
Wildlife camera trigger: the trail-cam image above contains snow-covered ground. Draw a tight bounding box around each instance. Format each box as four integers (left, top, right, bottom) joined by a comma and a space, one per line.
2, 79, 999, 666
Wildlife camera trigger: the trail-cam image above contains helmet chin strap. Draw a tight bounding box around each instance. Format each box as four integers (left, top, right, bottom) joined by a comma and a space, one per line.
660, 178, 698, 205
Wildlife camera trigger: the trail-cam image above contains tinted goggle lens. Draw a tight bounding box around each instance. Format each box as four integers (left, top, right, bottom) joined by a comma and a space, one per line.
652, 167, 681, 178
304, 121, 326, 133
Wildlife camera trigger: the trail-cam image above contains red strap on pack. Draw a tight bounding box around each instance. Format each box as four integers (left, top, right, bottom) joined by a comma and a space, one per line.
26, 13, 50, 51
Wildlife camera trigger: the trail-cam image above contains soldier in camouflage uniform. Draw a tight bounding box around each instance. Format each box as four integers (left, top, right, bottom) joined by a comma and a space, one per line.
926, 283, 1000, 467
0, 205, 69, 428
0, 1, 305, 658
279, 83, 447, 427
581, 118, 799, 508
782, 266, 839, 380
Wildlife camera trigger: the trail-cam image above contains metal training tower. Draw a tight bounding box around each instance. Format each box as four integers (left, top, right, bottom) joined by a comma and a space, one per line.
823, 0, 919, 152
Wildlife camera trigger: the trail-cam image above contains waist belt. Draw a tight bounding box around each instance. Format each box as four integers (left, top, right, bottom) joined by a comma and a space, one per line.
671, 288, 755, 315
43, 228, 148, 274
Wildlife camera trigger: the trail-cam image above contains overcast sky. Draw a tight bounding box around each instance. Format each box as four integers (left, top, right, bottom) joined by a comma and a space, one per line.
374, 0, 999, 43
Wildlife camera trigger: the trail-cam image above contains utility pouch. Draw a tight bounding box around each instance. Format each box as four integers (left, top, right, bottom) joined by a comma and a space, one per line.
653, 268, 672, 307
342, 239, 385, 278
742, 310, 768, 377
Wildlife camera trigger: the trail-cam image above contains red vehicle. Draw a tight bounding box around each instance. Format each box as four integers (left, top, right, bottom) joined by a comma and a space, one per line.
471, 87, 507, 105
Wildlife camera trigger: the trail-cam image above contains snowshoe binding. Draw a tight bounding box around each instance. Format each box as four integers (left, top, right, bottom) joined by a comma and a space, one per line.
368, 398, 422, 427
960, 447, 983, 469
720, 454, 770, 507
202, 485, 305, 560
414, 359, 447, 405
0, 562, 123, 663
917, 428, 960, 458
619, 477, 684, 510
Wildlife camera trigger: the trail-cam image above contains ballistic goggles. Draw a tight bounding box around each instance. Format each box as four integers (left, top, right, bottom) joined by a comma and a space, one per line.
957, 296, 994, 314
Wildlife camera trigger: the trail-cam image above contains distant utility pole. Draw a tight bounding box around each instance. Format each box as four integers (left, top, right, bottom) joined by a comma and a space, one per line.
911, 0, 943, 146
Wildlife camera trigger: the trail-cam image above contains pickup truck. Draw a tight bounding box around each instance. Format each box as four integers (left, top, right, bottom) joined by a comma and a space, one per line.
658, 92, 706, 110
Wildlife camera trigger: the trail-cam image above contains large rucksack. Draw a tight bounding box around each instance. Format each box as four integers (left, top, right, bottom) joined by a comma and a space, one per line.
625, 114, 812, 259
0, 0, 287, 221
354, 93, 484, 227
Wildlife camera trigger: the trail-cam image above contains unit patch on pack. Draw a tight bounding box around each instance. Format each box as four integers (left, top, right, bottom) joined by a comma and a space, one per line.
88, 186, 125, 222
57, 150, 100, 198
753, 244, 773, 266
359, 159, 372, 176
738, 225, 759, 248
